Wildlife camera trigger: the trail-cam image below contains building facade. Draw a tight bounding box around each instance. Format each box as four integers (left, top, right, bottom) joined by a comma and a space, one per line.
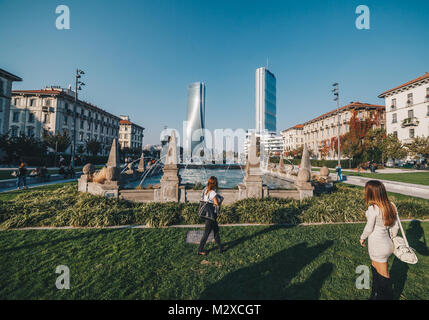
281, 124, 304, 156
119, 115, 145, 151
184, 82, 206, 161
0, 68, 22, 135
255, 67, 276, 133
10, 86, 120, 156
282, 102, 385, 160
378, 72, 429, 144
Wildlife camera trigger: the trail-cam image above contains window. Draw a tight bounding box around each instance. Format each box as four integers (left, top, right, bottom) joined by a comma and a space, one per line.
79, 132, 83, 142
43, 113, 49, 124
80, 120, 84, 129
29, 99, 36, 107
426, 87, 429, 100
0, 98, 3, 112
14, 98, 20, 106
13, 111, 20, 122
87, 133, 90, 140
393, 131, 398, 138
391, 98, 397, 109
407, 93, 413, 105
28, 113, 35, 123
65, 103, 69, 111
427, 106, 429, 116
409, 128, 415, 138
408, 109, 414, 118
392, 113, 397, 123
45, 99, 51, 106
64, 115, 68, 126
0, 80, 4, 94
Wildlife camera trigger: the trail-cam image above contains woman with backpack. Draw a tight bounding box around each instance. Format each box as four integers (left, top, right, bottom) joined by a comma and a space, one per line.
360, 180, 400, 300
197, 176, 224, 256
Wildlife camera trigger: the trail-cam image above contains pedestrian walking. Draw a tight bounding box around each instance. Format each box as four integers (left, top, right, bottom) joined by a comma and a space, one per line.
360, 180, 399, 300
16, 162, 28, 190
197, 176, 224, 256
335, 164, 342, 181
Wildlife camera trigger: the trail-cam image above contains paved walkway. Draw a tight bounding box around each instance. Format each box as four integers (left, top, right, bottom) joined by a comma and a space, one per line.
0, 178, 77, 193
330, 173, 429, 199
3, 218, 428, 231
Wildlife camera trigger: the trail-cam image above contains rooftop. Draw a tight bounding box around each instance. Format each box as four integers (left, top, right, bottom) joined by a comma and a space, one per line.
12, 87, 121, 120
378, 72, 429, 98
304, 101, 384, 125
0, 68, 22, 82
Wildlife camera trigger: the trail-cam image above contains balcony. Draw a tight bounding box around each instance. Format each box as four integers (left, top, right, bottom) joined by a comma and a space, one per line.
401, 117, 419, 128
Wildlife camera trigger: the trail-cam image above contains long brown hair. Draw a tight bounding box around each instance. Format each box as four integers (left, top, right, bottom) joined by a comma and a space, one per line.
364, 180, 396, 226
206, 176, 218, 192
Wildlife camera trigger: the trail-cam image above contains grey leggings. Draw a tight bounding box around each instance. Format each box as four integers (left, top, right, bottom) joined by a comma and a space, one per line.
198, 219, 222, 252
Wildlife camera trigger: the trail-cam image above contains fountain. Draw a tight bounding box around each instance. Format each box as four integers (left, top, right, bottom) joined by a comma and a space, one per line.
79, 130, 307, 203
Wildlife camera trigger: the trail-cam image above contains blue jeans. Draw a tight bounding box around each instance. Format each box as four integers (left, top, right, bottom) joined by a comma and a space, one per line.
17, 176, 27, 189
336, 171, 342, 181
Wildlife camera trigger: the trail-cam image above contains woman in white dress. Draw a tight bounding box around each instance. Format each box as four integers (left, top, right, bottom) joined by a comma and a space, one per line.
360, 180, 399, 300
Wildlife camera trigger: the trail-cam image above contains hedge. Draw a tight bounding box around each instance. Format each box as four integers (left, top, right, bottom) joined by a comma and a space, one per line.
1, 184, 428, 229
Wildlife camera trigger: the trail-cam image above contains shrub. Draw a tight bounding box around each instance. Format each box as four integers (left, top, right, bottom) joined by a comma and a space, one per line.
1, 183, 428, 229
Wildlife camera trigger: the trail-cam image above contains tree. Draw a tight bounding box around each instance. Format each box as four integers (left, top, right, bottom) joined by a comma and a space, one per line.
319, 140, 330, 159
363, 128, 386, 163
43, 130, 71, 153
340, 110, 382, 163
85, 139, 102, 156
381, 133, 407, 161
407, 136, 429, 159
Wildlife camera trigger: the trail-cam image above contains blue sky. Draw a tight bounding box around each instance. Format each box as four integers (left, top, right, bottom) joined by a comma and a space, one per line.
1, 0, 428, 144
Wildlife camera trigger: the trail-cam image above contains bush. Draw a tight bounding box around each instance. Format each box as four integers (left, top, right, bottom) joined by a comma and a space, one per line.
1, 184, 428, 229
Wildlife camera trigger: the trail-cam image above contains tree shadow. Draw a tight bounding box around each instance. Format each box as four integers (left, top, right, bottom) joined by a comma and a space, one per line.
200, 240, 334, 299
390, 220, 428, 300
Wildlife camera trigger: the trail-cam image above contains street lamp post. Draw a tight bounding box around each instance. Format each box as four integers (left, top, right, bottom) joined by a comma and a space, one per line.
332, 83, 341, 166
71, 69, 85, 169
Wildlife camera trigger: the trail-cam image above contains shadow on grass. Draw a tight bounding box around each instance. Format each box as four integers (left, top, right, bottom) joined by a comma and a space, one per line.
0, 228, 115, 254
206, 225, 294, 254
200, 240, 334, 299
390, 220, 429, 300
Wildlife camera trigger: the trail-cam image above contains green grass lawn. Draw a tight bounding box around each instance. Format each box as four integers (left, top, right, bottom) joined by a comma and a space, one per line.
0, 222, 428, 300
312, 169, 429, 186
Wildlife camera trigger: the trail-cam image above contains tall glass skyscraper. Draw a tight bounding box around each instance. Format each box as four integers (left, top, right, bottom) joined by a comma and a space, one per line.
184, 82, 206, 161
255, 67, 276, 133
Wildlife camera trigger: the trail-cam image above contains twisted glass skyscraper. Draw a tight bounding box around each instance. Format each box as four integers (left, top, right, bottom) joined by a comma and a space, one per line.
184, 82, 205, 161
255, 67, 276, 133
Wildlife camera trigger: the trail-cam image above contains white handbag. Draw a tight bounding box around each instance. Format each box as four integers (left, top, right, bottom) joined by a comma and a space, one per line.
389, 214, 418, 265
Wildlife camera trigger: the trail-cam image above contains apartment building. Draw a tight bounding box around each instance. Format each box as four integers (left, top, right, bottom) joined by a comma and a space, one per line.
10, 86, 120, 156
299, 101, 385, 159
378, 72, 429, 143
118, 115, 145, 151
0, 68, 22, 135
281, 124, 304, 156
